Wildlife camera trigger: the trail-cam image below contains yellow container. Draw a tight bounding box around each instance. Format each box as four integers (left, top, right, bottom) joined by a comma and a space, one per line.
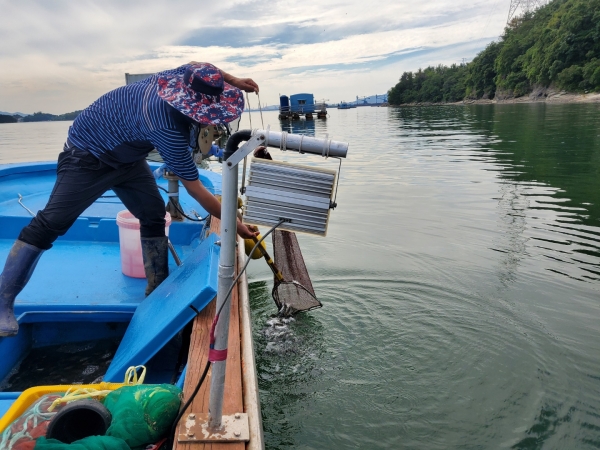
0, 382, 125, 433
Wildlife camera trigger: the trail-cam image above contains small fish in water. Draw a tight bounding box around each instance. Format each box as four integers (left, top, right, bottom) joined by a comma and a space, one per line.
263, 316, 298, 354
278, 303, 298, 317
82, 365, 99, 376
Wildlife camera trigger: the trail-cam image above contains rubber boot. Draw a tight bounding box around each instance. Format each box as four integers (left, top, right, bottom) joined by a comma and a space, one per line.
141, 236, 169, 296
0, 240, 44, 337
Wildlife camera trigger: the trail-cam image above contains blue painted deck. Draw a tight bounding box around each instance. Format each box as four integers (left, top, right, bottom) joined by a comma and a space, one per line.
0, 161, 223, 395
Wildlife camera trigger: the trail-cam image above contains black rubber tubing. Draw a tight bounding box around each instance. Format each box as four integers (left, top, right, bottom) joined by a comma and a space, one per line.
224, 130, 253, 161
46, 398, 112, 444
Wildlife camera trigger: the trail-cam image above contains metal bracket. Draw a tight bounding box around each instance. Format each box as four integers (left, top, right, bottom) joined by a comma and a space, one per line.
17, 194, 36, 217
178, 412, 250, 443
225, 133, 266, 169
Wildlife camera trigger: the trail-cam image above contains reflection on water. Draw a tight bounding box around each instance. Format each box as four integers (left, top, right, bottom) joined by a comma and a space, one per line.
471, 104, 600, 283
279, 118, 320, 136
2, 105, 600, 449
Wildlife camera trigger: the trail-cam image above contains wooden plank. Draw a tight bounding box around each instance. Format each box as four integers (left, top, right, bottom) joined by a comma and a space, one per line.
237, 236, 265, 449
173, 217, 244, 450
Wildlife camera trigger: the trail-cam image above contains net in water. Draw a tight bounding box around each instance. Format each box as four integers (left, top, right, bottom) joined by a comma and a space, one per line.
272, 230, 321, 315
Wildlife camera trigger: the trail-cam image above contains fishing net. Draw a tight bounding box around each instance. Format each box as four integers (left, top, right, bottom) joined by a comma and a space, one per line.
272, 229, 321, 315
0, 393, 64, 450
0, 395, 120, 449
103, 384, 182, 448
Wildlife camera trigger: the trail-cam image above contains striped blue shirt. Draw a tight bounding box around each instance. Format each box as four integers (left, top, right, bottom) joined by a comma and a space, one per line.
68, 64, 200, 181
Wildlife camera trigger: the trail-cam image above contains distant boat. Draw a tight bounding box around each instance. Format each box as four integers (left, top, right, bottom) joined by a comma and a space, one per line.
338, 102, 356, 109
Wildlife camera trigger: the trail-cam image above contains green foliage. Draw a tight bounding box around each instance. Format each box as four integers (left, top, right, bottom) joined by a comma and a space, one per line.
388, 0, 600, 105
557, 64, 584, 90
582, 59, 600, 88
499, 0, 600, 93
388, 64, 468, 105
466, 41, 503, 98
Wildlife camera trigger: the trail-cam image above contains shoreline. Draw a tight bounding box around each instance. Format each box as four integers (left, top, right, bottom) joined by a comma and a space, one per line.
393, 91, 600, 107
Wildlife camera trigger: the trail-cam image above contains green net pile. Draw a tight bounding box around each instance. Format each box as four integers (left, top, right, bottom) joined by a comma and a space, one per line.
34, 384, 182, 450
104, 384, 182, 448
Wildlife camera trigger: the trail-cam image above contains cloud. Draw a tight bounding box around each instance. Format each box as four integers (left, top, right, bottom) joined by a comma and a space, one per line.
0, 0, 508, 113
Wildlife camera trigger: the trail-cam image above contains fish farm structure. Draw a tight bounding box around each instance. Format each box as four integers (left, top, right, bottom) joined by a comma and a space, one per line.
279, 94, 327, 120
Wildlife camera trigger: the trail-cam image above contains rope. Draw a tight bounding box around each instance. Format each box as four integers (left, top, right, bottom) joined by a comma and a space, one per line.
215, 219, 286, 319
240, 93, 256, 195
156, 185, 207, 222
245, 93, 253, 129
331, 157, 343, 209
48, 365, 146, 411
257, 92, 265, 129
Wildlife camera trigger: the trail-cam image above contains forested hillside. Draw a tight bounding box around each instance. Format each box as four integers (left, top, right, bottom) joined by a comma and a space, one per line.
388, 0, 600, 105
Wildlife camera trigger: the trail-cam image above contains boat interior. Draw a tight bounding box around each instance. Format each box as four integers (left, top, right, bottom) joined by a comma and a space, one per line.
0, 161, 222, 414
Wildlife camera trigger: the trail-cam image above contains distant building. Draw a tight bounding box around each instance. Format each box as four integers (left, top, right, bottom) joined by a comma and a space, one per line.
355, 94, 388, 106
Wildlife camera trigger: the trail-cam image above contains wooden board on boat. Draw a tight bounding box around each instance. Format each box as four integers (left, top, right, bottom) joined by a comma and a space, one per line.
173, 217, 244, 450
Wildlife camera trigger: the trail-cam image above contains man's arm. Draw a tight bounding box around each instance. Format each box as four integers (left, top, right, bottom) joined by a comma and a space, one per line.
180, 179, 258, 239
220, 70, 259, 93
187, 61, 259, 93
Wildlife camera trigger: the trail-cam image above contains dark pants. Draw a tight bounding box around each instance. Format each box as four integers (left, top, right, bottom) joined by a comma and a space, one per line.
19, 147, 166, 250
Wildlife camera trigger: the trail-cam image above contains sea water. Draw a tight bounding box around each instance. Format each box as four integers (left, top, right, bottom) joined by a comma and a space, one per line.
1, 104, 599, 449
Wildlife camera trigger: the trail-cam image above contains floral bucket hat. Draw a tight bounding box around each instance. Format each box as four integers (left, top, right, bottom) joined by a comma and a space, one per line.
157, 63, 244, 125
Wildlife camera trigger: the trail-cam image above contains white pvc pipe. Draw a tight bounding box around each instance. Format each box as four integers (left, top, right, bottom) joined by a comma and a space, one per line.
208, 156, 239, 429
254, 129, 349, 158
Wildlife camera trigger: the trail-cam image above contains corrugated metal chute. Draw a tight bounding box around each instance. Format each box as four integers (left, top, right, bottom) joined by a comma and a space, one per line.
243, 158, 337, 237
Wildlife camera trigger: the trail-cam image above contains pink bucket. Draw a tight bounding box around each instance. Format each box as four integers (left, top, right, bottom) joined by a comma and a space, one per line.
116, 210, 171, 278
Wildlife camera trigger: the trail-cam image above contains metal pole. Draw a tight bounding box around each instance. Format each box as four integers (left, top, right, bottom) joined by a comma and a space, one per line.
208, 155, 239, 429
205, 129, 346, 432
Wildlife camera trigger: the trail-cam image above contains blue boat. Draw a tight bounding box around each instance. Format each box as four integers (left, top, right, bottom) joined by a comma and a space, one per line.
0, 160, 221, 385
0, 158, 264, 446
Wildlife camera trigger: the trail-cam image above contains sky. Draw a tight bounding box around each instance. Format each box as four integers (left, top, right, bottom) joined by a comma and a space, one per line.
0, 0, 510, 114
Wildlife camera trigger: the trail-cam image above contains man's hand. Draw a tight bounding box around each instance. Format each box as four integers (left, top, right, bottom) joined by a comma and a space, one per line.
228, 76, 259, 93
188, 63, 259, 93
237, 221, 259, 239
221, 70, 259, 93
